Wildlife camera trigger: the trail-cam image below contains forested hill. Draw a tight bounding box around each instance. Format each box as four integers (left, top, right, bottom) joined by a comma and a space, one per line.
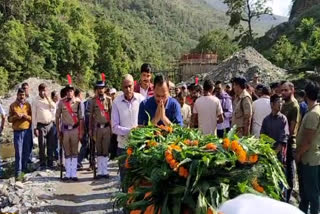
98, 0, 229, 66
99, 0, 287, 65
0, 0, 285, 95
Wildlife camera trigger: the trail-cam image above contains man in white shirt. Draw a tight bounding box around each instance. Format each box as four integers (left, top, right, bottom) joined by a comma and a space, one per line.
176, 92, 192, 127
32, 83, 56, 169
50, 90, 59, 161
252, 85, 271, 138
193, 79, 224, 135
111, 74, 144, 190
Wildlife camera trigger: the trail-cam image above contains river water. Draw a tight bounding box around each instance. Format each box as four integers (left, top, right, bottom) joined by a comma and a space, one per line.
0, 143, 15, 159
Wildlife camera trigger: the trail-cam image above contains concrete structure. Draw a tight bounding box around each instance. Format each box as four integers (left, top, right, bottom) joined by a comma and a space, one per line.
178, 53, 218, 82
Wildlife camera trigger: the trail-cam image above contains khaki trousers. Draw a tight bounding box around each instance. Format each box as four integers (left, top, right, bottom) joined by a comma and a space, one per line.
94, 127, 111, 156
63, 128, 79, 158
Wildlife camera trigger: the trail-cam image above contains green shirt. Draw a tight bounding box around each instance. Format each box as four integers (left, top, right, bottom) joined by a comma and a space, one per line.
281, 98, 300, 138
296, 104, 320, 166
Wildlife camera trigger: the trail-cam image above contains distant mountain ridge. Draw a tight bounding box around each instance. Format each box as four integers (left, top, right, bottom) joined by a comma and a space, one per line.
201, 0, 288, 33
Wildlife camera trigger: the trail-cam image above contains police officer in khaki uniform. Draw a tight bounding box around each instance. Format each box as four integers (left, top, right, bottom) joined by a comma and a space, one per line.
231, 77, 253, 137
56, 85, 84, 181
89, 81, 112, 179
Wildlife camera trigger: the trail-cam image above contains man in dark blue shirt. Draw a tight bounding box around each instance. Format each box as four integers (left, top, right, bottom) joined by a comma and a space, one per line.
138, 74, 183, 126
260, 94, 289, 163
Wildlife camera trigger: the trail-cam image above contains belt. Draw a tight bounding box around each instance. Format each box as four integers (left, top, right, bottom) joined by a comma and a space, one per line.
63, 123, 79, 130
37, 122, 52, 127
97, 122, 110, 129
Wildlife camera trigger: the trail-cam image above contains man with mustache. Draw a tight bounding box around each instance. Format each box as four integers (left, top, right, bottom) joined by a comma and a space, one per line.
56, 84, 84, 181
89, 81, 112, 179
32, 83, 56, 170
134, 63, 154, 99
8, 88, 32, 178
112, 74, 145, 191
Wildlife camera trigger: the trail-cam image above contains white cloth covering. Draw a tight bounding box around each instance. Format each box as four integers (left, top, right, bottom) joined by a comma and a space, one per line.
219, 194, 304, 214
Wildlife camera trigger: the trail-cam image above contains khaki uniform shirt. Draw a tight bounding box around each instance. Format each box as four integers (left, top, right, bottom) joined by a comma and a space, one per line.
297, 104, 320, 166
89, 95, 112, 125
56, 98, 83, 126
232, 90, 252, 129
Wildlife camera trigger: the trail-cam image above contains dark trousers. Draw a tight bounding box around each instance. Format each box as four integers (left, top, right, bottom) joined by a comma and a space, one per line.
117, 148, 127, 192
78, 133, 89, 165
37, 122, 55, 167
14, 129, 32, 177
109, 134, 118, 160
52, 124, 59, 160
28, 129, 34, 162
217, 128, 230, 138
285, 138, 296, 202
298, 163, 320, 214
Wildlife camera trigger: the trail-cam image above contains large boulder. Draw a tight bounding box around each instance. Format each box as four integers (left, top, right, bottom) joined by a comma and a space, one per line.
184, 47, 286, 85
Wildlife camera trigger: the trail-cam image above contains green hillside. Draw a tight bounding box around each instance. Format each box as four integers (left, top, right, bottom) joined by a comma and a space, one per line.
96, 0, 230, 68
257, 5, 320, 73
0, 0, 286, 95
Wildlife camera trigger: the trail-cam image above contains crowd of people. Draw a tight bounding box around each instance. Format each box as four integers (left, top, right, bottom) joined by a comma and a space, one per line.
0, 63, 319, 214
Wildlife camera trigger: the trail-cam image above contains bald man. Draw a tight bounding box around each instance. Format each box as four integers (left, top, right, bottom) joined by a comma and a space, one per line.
111, 74, 145, 190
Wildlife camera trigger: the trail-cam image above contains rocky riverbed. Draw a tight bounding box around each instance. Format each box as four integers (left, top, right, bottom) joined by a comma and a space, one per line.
0, 161, 121, 214
0, 170, 57, 214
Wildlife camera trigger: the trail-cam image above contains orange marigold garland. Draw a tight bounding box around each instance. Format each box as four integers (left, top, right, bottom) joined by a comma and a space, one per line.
165, 145, 189, 178
127, 147, 133, 155
147, 140, 158, 147
252, 178, 265, 193
248, 154, 259, 163
158, 125, 173, 133
183, 139, 199, 146
125, 157, 131, 169
205, 143, 217, 151
223, 138, 230, 150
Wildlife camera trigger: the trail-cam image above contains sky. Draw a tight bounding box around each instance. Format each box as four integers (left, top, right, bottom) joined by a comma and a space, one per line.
267, 0, 292, 17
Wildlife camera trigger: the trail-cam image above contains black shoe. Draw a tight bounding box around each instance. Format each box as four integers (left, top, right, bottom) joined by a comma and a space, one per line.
71, 177, 78, 181
77, 163, 83, 170
39, 166, 47, 171
103, 174, 110, 179
62, 177, 70, 182
95, 175, 103, 180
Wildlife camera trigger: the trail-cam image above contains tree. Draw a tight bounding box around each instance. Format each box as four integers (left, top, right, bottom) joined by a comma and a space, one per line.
270, 35, 302, 70
94, 19, 136, 89
224, 0, 273, 44
0, 20, 28, 85
0, 67, 9, 95
193, 30, 239, 61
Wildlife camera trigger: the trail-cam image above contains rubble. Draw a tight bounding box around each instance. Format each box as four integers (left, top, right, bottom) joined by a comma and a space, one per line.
0, 170, 57, 213
185, 47, 287, 85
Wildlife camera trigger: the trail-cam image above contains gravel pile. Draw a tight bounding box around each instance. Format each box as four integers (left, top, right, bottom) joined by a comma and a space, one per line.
184, 47, 287, 85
